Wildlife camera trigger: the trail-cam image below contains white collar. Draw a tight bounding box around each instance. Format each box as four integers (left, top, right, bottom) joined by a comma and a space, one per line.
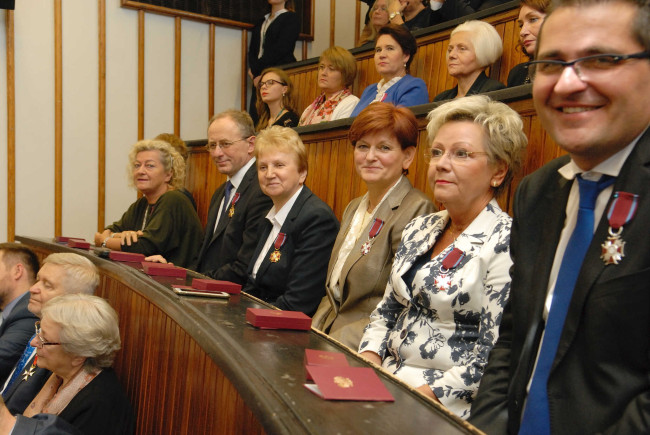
228, 157, 256, 190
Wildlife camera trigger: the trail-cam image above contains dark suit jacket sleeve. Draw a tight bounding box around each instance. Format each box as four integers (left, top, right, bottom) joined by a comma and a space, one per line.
208, 187, 273, 283
273, 200, 339, 314
0, 295, 37, 384
248, 12, 300, 77
468, 178, 527, 434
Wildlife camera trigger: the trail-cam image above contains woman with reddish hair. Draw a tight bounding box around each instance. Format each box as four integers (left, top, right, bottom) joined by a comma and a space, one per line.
312, 103, 434, 349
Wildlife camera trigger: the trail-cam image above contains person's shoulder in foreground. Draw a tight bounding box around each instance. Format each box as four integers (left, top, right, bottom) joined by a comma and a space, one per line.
469, 0, 650, 432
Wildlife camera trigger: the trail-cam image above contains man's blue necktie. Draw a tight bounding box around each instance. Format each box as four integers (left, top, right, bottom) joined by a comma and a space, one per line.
220, 180, 233, 220
2, 336, 36, 398
519, 175, 614, 435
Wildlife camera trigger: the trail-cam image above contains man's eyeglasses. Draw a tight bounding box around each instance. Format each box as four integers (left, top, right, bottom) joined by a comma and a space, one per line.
205, 137, 249, 152
426, 148, 489, 163
34, 321, 65, 348
528, 51, 650, 80
257, 79, 286, 89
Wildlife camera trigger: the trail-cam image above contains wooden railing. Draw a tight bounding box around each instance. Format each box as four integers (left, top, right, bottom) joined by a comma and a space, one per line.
186, 87, 565, 225
18, 237, 479, 435
284, 1, 527, 113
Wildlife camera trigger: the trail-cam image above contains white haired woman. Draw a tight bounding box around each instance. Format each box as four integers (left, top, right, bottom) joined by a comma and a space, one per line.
433, 20, 505, 101
359, 95, 527, 418
0, 294, 134, 434
94, 139, 203, 268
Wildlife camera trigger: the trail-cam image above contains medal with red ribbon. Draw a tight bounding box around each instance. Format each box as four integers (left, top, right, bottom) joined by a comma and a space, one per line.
228, 193, 241, 218
269, 232, 286, 263
360, 219, 385, 255
600, 191, 638, 265
434, 248, 465, 292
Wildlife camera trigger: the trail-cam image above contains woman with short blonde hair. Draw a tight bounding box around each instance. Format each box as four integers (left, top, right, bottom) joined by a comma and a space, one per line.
94, 139, 203, 267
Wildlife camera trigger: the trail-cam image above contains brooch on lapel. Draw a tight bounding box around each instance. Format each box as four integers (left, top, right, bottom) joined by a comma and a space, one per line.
269, 233, 286, 263
600, 191, 638, 265
360, 219, 384, 255
435, 248, 464, 292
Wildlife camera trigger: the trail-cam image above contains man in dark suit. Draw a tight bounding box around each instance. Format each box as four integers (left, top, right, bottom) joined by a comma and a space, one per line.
0, 244, 39, 384
468, 0, 650, 433
1, 253, 98, 415
193, 110, 272, 284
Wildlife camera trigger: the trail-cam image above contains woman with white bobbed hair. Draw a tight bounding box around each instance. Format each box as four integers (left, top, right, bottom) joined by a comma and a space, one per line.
0, 294, 134, 435
434, 20, 505, 101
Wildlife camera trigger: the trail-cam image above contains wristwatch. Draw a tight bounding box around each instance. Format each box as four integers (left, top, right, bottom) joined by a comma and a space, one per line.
389, 11, 401, 20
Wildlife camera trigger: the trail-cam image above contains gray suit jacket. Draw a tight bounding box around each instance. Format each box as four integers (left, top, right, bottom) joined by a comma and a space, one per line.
0, 292, 37, 384
312, 177, 434, 349
469, 128, 650, 434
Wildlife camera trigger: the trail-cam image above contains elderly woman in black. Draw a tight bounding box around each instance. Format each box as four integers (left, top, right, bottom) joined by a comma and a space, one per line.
0, 294, 134, 434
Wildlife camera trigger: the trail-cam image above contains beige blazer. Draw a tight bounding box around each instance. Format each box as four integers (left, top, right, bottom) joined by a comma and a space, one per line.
312, 177, 435, 349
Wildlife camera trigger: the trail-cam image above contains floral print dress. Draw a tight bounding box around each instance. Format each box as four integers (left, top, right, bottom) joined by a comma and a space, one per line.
359, 199, 512, 418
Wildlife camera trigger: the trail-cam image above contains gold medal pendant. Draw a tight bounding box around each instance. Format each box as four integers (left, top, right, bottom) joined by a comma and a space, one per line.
269, 250, 281, 263
228, 204, 235, 218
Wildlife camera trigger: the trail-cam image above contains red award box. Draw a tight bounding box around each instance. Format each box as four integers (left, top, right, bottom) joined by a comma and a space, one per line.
245, 308, 311, 330
109, 251, 146, 262
67, 239, 90, 249
141, 262, 187, 278
304, 366, 394, 402
304, 349, 349, 381
191, 278, 241, 294
55, 236, 85, 243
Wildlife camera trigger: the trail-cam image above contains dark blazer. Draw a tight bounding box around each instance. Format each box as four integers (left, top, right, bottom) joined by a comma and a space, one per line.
58, 369, 135, 435
469, 129, 650, 434
506, 62, 531, 87
3, 353, 51, 414
0, 293, 38, 384
433, 71, 505, 102
243, 186, 339, 316
193, 163, 273, 284
248, 11, 300, 77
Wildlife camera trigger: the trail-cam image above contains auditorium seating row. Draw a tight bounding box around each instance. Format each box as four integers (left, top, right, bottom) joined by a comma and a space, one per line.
17, 236, 479, 435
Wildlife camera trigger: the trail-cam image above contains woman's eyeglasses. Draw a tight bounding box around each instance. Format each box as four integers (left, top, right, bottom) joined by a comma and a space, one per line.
34, 321, 65, 348
258, 79, 286, 89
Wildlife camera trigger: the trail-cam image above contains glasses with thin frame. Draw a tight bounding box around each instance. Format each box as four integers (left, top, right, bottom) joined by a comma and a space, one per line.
528, 51, 650, 80
205, 137, 249, 152
426, 147, 489, 164
257, 79, 286, 89
34, 321, 65, 348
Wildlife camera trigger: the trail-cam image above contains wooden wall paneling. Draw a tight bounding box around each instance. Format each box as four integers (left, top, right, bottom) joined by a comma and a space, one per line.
6, 10, 15, 241
174, 17, 181, 136
54, 0, 62, 237
98, 0, 106, 231
138, 11, 145, 140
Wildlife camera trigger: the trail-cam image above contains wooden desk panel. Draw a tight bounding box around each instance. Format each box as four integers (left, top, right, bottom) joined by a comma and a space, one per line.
18, 237, 479, 435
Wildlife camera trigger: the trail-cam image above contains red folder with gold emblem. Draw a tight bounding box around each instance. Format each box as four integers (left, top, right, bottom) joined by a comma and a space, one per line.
191, 278, 241, 294
245, 308, 311, 330
304, 349, 349, 381
304, 366, 394, 401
